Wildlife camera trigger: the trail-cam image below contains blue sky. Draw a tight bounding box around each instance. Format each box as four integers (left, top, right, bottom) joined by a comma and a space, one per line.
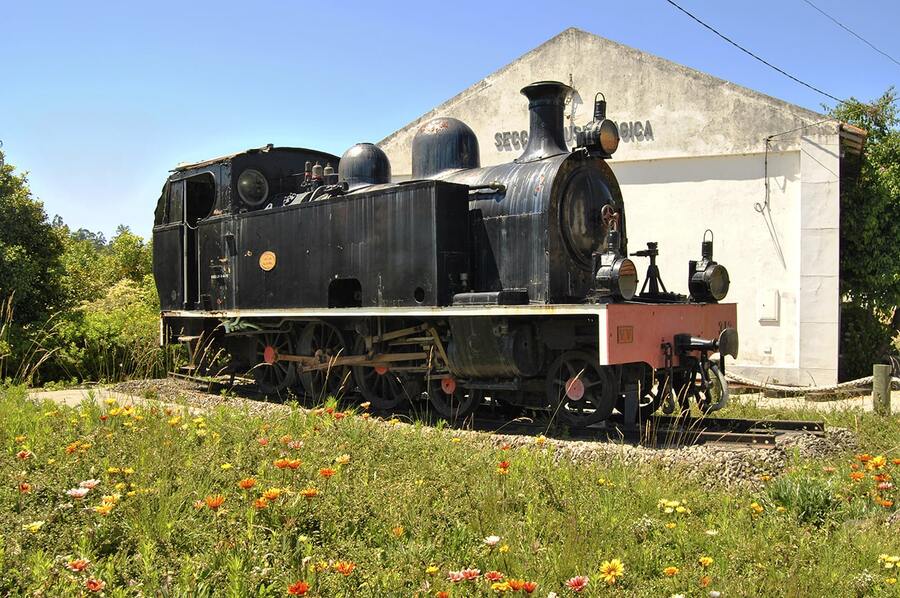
1, 0, 897, 238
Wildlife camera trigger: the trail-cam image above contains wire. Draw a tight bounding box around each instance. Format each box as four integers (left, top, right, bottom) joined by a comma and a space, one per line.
665, 0, 845, 104
800, 0, 900, 69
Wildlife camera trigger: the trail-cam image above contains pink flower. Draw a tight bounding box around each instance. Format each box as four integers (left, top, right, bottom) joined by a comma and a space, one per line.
79, 479, 101, 489
448, 570, 465, 583
461, 568, 480, 580
566, 576, 589, 592
485, 570, 504, 582
483, 535, 501, 546
66, 488, 90, 499
878, 482, 894, 491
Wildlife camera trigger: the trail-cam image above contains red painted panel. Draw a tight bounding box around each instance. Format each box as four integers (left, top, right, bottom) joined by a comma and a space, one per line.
603, 303, 737, 368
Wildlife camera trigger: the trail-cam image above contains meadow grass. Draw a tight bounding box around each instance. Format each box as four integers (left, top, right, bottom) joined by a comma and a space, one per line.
2, 386, 900, 597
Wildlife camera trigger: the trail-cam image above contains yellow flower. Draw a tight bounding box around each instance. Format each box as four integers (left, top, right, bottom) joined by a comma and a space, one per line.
104, 398, 118, 406
47, 458, 56, 465
663, 566, 679, 577
425, 565, 439, 575
107, 467, 121, 474
665, 522, 677, 529
93, 504, 114, 516
499, 544, 510, 554
535, 435, 547, 446
698, 556, 714, 568
451, 438, 461, 444
335, 454, 351, 465
886, 578, 897, 585
491, 581, 510, 593
871, 455, 887, 469
263, 488, 283, 500
750, 502, 764, 514
312, 560, 329, 573
23, 521, 45, 533
776, 506, 786, 513
391, 525, 405, 537
14, 434, 26, 443
220, 463, 233, 470
123, 468, 135, 475
168, 416, 181, 426
101, 494, 120, 505
114, 482, 126, 491
195, 429, 208, 437
388, 418, 401, 425
599, 558, 625, 585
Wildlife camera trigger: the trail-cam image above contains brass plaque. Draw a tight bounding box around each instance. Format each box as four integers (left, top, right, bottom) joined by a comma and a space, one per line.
258, 251, 277, 272
616, 325, 634, 344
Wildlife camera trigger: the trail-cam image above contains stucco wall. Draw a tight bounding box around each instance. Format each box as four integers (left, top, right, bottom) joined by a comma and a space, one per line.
378, 28, 841, 385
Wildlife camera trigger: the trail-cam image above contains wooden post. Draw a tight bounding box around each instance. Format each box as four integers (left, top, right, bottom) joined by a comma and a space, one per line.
872, 363, 892, 416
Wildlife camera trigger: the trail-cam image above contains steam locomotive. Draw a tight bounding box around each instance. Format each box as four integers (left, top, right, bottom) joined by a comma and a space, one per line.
152, 81, 738, 425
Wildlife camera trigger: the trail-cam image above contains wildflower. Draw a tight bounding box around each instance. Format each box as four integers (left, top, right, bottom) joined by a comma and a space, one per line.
858, 454, 873, 463
599, 559, 624, 585
870, 455, 887, 469
107, 467, 121, 474
204, 494, 225, 511
887, 578, 897, 585
498, 460, 510, 471
334, 561, 356, 576
878, 482, 894, 491
274, 458, 291, 469
484, 535, 501, 547
93, 503, 114, 516
101, 494, 120, 505
499, 544, 510, 553
238, 478, 257, 490
425, 565, 439, 575
665, 522, 677, 529
66, 559, 90, 572
879, 499, 894, 508
485, 570, 504, 582
893, 459, 900, 465
776, 506, 786, 512
319, 467, 336, 478
448, 570, 465, 582
333, 411, 346, 420
123, 468, 135, 475
566, 575, 589, 592
522, 581, 537, 593
501, 443, 511, 450
67, 488, 90, 499
335, 454, 351, 465
822, 466, 836, 473
874, 473, 892, 483
535, 435, 547, 446
451, 437, 461, 443
220, 463, 233, 470
491, 581, 511, 593
253, 497, 269, 510
850, 472, 866, 481
257, 437, 269, 446
85, 578, 106, 592
193, 500, 205, 510
299, 487, 319, 499
698, 556, 714, 568
263, 488, 283, 500
360, 401, 371, 409
23, 521, 45, 533
18, 482, 31, 493
287, 459, 302, 470
287, 580, 310, 595
168, 416, 181, 426
437, 592, 450, 598
461, 568, 480, 580
663, 566, 679, 577
16, 449, 32, 460
508, 579, 525, 590
391, 525, 405, 537
700, 575, 712, 587
79, 479, 101, 489
288, 440, 303, 450
749, 502, 764, 514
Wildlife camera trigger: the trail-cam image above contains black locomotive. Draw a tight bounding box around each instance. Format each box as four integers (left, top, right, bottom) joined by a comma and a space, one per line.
153, 81, 738, 425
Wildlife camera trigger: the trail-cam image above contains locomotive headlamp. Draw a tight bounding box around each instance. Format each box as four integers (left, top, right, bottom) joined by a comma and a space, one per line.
593, 208, 638, 301
688, 230, 730, 303
575, 92, 620, 158
237, 169, 269, 206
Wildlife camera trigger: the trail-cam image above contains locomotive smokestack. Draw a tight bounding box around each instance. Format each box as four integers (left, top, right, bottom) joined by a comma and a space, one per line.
517, 81, 573, 163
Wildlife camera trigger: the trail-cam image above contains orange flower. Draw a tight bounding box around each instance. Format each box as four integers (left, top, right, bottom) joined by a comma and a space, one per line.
238, 478, 257, 490
663, 566, 679, 577
263, 488, 282, 501
880, 499, 894, 508
850, 472, 866, 481
280, 434, 293, 445
508, 579, 524, 591
18, 482, 31, 493
498, 461, 510, 470
874, 473, 892, 483
436, 592, 449, 598
287, 459, 302, 470
299, 487, 319, 499
334, 561, 356, 576
85, 578, 105, 592
892, 458, 900, 465
858, 454, 873, 463
274, 458, 291, 469
253, 497, 269, 510
485, 570, 504, 582
204, 494, 225, 511
257, 437, 269, 446
522, 581, 537, 593
66, 559, 90, 572
700, 575, 712, 587
319, 468, 336, 479
287, 580, 310, 595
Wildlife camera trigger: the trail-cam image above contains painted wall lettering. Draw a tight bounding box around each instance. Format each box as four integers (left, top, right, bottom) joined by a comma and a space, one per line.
494, 121, 654, 151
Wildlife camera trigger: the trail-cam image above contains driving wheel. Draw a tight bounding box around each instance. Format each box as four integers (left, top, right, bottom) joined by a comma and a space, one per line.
251, 331, 296, 395
352, 336, 422, 410
546, 351, 616, 426
297, 321, 351, 400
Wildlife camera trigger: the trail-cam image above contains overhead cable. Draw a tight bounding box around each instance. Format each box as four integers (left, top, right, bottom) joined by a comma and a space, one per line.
800, 0, 900, 69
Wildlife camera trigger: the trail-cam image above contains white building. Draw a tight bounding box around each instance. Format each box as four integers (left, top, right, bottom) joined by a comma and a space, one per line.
378, 28, 865, 386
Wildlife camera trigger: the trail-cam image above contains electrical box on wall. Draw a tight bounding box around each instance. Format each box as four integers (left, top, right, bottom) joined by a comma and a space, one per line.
757, 289, 780, 324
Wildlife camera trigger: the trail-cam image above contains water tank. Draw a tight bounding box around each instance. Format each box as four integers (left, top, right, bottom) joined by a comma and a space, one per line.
411, 117, 480, 179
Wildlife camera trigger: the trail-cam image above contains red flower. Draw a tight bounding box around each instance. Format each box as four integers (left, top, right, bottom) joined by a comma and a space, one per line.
333, 411, 346, 420
204, 494, 225, 510
257, 437, 269, 446
508, 579, 524, 591
461, 568, 480, 580
498, 461, 510, 470
485, 571, 504, 582
18, 482, 31, 493
566, 575, 589, 592
238, 478, 257, 490
66, 559, 90, 572
287, 459, 302, 470
334, 561, 356, 576
522, 580, 538, 593
436, 592, 450, 598
85, 578, 106, 592
99, 415, 109, 422
287, 580, 310, 595
16, 450, 32, 460
319, 468, 336, 479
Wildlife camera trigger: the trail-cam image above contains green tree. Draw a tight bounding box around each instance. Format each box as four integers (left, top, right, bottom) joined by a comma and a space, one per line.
0, 150, 66, 323
830, 89, 900, 378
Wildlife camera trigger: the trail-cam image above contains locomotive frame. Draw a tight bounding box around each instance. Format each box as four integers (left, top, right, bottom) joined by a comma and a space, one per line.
153, 80, 738, 426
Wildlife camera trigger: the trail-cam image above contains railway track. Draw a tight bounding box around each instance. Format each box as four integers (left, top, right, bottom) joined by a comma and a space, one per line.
168, 372, 825, 449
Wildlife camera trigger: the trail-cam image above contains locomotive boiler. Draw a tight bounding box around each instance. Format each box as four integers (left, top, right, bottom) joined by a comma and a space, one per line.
152, 80, 738, 425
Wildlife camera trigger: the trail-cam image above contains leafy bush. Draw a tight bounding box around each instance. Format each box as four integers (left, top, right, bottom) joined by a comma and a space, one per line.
766, 473, 844, 527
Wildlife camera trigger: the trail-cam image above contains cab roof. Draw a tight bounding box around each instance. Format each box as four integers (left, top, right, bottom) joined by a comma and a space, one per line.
172, 144, 340, 172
